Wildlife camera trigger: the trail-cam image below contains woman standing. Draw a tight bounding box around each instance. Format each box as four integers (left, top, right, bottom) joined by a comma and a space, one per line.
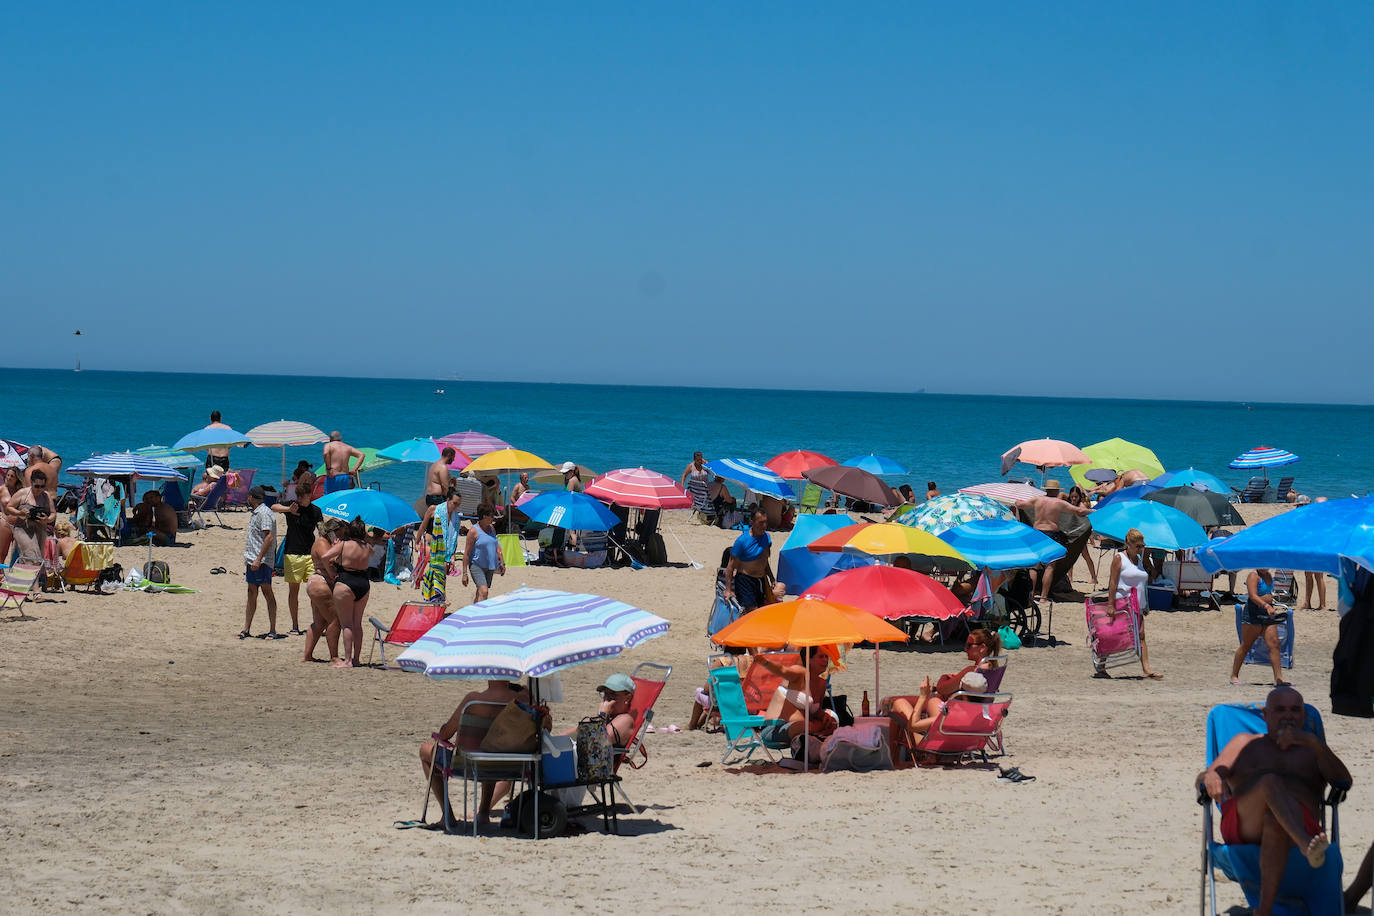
1094, 527, 1161, 679
461, 503, 505, 602
1230, 568, 1289, 687
1066, 486, 1098, 586
320, 517, 373, 668
0, 466, 24, 563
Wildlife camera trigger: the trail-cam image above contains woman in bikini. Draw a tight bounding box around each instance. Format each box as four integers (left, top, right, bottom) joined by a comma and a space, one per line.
1230, 567, 1289, 688
304, 519, 343, 666
321, 516, 373, 668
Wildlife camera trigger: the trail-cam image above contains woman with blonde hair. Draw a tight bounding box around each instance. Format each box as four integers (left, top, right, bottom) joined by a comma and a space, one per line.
1094, 527, 1161, 679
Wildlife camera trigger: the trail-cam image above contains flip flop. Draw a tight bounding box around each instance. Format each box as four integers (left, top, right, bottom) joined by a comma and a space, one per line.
237, 630, 251, 640
1145, 672, 1164, 680
1091, 669, 1111, 679
210, 567, 227, 575
288, 628, 306, 636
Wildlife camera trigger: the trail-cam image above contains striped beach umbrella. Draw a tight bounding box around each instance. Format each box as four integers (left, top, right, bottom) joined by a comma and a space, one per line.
898, 493, 1014, 535
131, 444, 202, 469
436, 430, 511, 457
247, 419, 331, 483
67, 452, 188, 481
1229, 446, 1299, 471
705, 458, 795, 500
0, 439, 30, 469
585, 468, 692, 509
396, 587, 669, 679
937, 518, 1067, 570
959, 481, 1044, 505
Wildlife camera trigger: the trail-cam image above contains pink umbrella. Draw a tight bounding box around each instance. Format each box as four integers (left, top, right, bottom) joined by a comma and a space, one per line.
1001, 438, 1090, 473
959, 482, 1044, 505
585, 468, 692, 510
436, 430, 511, 457
766, 450, 838, 479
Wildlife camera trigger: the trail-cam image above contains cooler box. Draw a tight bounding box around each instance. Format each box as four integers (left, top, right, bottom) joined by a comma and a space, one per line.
541, 732, 577, 784
1234, 603, 1294, 669
1146, 585, 1174, 611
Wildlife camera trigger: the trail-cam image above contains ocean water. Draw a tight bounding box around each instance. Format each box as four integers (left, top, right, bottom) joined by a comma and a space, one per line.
3, 369, 1371, 499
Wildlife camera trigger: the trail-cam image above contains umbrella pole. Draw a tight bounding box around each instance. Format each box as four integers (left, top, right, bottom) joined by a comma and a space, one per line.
665, 526, 703, 570
873, 645, 880, 712
280, 447, 287, 490
803, 647, 811, 772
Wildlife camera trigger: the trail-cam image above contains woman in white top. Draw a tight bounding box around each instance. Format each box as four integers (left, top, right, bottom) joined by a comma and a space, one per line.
1095, 527, 1162, 679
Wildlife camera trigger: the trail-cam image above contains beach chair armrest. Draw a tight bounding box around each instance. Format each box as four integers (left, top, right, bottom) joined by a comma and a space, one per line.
1196, 782, 1211, 807
369, 617, 390, 635
1328, 782, 1350, 807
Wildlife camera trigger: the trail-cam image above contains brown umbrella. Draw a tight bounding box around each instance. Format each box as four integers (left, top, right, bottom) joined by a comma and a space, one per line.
802, 465, 902, 508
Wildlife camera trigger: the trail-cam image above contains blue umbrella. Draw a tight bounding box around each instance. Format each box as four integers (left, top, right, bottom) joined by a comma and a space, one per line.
1149, 468, 1230, 493
843, 454, 909, 476
937, 518, 1067, 570
1229, 446, 1299, 471
1094, 483, 1159, 508
519, 491, 620, 531
777, 514, 873, 595
377, 437, 442, 463
172, 427, 250, 452
1089, 499, 1208, 551
67, 452, 188, 481
131, 444, 203, 469
1198, 498, 1374, 576
315, 488, 420, 532
396, 587, 669, 679
704, 458, 795, 500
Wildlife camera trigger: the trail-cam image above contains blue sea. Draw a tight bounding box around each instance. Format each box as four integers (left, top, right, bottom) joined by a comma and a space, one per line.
4, 369, 1371, 499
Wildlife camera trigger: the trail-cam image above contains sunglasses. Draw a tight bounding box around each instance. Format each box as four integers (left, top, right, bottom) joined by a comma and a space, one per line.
965, 640, 984, 648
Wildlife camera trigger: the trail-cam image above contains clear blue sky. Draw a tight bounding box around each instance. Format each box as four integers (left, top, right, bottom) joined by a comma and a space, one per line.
4, 3, 1371, 402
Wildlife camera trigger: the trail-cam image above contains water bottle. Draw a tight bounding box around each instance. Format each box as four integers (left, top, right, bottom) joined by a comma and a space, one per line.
861, 690, 870, 718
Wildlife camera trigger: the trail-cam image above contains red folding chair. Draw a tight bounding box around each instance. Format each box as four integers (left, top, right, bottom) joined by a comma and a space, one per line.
368, 601, 447, 668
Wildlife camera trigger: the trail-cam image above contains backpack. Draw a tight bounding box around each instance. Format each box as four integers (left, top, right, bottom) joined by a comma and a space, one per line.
142, 560, 171, 584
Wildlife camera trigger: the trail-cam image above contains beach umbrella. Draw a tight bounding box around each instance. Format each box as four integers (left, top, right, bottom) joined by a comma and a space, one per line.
1197, 498, 1374, 576
172, 427, 251, 452
436, 430, 512, 458
67, 452, 187, 481
842, 454, 909, 476
376, 437, 471, 469
519, 491, 620, 531
801, 565, 964, 621
1229, 446, 1300, 480
1094, 484, 1158, 508
936, 518, 1067, 570
396, 587, 669, 679
1000, 438, 1091, 476
464, 448, 555, 475
1149, 468, 1230, 494
315, 487, 420, 532
777, 515, 875, 595
802, 465, 903, 508
585, 468, 691, 510
766, 450, 838, 479
704, 458, 795, 500
1069, 438, 1166, 491
130, 444, 202, 469
959, 481, 1044, 505
1143, 486, 1246, 528
807, 523, 971, 568
533, 463, 597, 486
312, 447, 395, 477
1088, 499, 1208, 551
245, 420, 331, 483
0, 439, 28, 469
898, 493, 1015, 535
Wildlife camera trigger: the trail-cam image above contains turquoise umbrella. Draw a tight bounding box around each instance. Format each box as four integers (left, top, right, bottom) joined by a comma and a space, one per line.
131, 444, 202, 469
315, 487, 419, 532
1090, 499, 1208, 551
937, 518, 1066, 569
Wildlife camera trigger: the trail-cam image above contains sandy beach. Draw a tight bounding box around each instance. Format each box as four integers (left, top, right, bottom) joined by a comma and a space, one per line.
1, 501, 1367, 915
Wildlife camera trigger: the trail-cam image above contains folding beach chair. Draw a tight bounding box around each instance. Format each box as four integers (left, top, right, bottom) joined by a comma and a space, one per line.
798, 483, 823, 515
223, 469, 256, 508
497, 533, 527, 568
1272, 569, 1300, 605
741, 652, 801, 715
708, 664, 790, 764
189, 476, 229, 529
1198, 702, 1347, 916
367, 601, 447, 669
1275, 476, 1296, 503
62, 543, 111, 593
1230, 477, 1271, 504
453, 476, 483, 519
1086, 588, 1143, 671
423, 699, 541, 837
910, 691, 1012, 766
1233, 602, 1294, 669
0, 562, 44, 617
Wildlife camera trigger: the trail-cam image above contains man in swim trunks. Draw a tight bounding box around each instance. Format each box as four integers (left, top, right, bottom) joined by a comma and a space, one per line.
322, 430, 365, 494
1016, 479, 1092, 603
239, 485, 282, 639
1198, 686, 1351, 916
723, 507, 776, 611
425, 448, 456, 506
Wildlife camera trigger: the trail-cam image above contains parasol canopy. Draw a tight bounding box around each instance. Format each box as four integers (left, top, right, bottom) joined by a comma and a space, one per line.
585, 468, 692, 510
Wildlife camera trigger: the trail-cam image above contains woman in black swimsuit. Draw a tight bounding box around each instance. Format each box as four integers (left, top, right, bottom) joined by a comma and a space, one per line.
321, 516, 374, 668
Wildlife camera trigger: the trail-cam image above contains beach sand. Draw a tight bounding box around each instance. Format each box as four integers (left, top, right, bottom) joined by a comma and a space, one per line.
1, 502, 1368, 914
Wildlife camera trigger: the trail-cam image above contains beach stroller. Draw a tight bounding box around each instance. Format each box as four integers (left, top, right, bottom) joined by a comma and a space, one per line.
1199, 702, 1347, 915
1086, 588, 1142, 671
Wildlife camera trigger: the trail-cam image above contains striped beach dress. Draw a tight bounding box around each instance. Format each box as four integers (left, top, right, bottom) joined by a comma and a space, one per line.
420, 510, 447, 601
686, 466, 712, 515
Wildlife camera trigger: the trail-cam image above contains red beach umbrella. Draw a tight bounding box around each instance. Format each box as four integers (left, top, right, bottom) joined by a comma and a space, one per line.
801, 565, 965, 621
585, 468, 692, 510
766, 450, 839, 480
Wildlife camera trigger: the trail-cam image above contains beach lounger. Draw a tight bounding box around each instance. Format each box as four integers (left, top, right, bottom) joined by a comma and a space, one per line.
798, 483, 823, 515
0, 562, 44, 617
368, 601, 447, 669
1086, 589, 1143, 671
1199, 702, 1347, 916
708, 665, 790, 764
1275, 476, 1296, 503
1233, 601, 1294, 669
1230, 477, 1271, 504
223, 469, 256, 508
189, 476, 229, 529
911, 691, 1012, 766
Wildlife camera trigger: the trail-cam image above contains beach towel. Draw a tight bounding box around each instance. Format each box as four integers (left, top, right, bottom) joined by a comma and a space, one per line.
420, 511, 447, 601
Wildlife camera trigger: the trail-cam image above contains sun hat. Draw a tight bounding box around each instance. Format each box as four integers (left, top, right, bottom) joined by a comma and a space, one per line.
206, 465, 225, 480
560, 461, 577, 474
597, 673, 635, 694
1043, 479, 1061, 492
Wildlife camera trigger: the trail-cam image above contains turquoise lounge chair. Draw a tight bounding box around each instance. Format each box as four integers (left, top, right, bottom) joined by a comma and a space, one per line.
708, 665, 790, 764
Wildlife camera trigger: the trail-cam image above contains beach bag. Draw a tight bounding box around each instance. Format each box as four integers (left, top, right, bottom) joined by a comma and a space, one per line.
142, 560, 171, 585
479, 700, 539, 754
574, 716, 614, 781
997, 625, 1022, 650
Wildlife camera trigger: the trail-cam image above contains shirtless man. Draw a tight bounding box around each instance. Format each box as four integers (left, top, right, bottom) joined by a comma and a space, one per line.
723, 507, 777, 611
1198, 686, 1350, 916
132, 490, 178, 545
25, 447, 61, 499
754, 649, 835, 745
204, 411, 233, 471
425, 448, 456, 507
1016, 479, 1092, 602
322, 431, 365, 495
509, 472, 531, 504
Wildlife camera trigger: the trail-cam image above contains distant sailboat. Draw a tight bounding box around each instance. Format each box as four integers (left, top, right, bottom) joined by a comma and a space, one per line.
74, 359, 81, 373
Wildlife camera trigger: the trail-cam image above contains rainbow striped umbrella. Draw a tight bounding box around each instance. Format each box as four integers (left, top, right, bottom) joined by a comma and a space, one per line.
436, 430, 511, 457
1229, 446, 1299, 475
395, 587, 669, 679
247, 420, 330, 482
585, 467, 692, 509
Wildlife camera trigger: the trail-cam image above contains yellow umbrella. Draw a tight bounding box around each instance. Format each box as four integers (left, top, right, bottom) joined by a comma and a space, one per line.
462, 448, 555, 475
806, 522, 970, 565
1069, 438, 1166, 490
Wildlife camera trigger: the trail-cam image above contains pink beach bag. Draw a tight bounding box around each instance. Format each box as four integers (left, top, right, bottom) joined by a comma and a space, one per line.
1085, 588, 1139, 656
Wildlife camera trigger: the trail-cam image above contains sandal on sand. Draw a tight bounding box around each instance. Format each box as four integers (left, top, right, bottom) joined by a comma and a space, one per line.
997, 766, 1037, 784
237, 630, 252, 640
210, 566, 227, 575
1092, 669, 1111, 679
1145, 672, 1164, 680
288, 628, 305, 636
267, 631, 287, 640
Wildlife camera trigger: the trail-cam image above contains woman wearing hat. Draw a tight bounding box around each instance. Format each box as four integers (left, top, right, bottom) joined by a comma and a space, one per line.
192, 464, 225, 498
560, 462, 583, 493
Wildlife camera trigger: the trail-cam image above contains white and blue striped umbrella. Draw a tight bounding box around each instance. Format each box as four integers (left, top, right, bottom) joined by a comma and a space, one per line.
131, 444, 202, 469
704, 458, 795, 499
937, 518, 1066, 570
396, 587, 670, 679
67, 452, 188, 481
1229, 446, 1299, 470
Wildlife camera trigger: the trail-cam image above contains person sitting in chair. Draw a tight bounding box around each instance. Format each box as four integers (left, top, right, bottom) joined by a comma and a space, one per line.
420, 679, 533, 830
192, 465, 225, 498
754, 648, 837, 750
884, 629, 1000, 743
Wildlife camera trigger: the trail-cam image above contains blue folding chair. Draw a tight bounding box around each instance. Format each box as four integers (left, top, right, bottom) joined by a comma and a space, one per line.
1198, 702, 1347, 915
707, 665, 789, 764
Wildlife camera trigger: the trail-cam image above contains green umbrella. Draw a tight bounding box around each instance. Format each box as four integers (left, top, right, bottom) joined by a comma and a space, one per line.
1069, 438, 1166, 491
314, 447, 395, 477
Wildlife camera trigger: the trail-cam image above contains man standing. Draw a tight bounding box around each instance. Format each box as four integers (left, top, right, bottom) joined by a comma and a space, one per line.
1017, 479, 1092, 603
723, 507, 779, 612
322, 431, 365, 494
204, 410, 232, 472
425, 447, 456, 507
1199, 686, 1350, 916
239, 485, 282, 640
272, 475, 321, 635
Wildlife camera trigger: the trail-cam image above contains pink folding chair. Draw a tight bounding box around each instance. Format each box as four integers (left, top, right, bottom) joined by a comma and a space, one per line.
913, 692, 1013, 765
1086, 587, 1142, 671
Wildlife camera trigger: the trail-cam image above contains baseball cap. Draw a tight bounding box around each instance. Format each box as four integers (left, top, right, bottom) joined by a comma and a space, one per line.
597, 673, 634, 694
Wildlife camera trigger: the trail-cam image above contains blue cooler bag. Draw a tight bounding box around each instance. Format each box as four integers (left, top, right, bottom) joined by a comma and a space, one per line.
541, 731, 577, 784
